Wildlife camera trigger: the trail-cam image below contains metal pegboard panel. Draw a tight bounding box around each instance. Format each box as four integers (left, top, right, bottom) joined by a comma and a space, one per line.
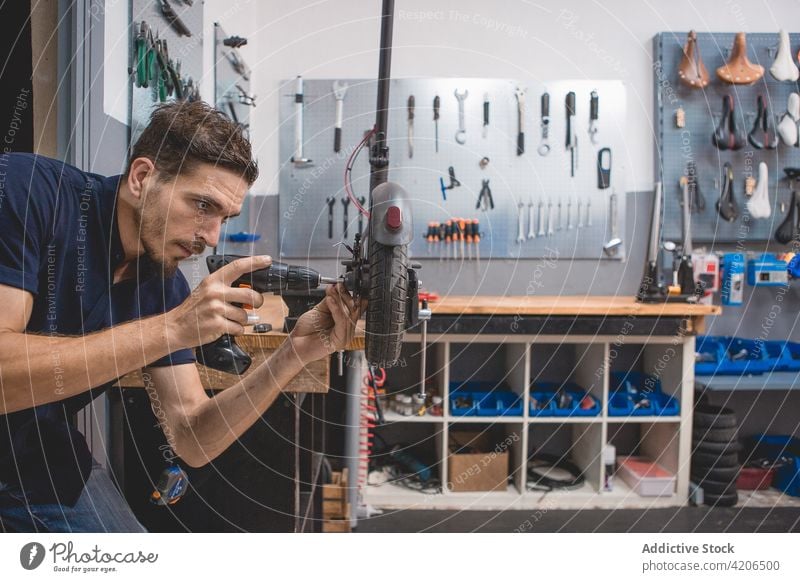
278, 78, 627, 261
214, 23, 253, 139
654, 32, 800, 244
129, 0, 204, 144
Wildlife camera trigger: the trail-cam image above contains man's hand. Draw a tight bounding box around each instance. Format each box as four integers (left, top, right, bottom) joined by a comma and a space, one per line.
287, 283, 365, 365
167, 255, 271, 349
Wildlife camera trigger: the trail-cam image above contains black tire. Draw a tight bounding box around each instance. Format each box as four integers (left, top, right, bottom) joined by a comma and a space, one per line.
692, 464, 740, 482
693, 451, 740, 467
693, 404, 738, 429
693, 426, 738, 443
704, 490, 738, 507
365, 242, 409, 368
692, 439, 742, 455
698, 478, 738, 496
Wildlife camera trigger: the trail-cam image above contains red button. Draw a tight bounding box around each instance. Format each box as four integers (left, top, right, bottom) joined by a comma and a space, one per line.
386, 206, 402, 230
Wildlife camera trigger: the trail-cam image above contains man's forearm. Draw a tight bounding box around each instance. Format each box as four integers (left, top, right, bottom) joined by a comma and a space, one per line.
0, 314, 178, 413
178, 338, 310, 464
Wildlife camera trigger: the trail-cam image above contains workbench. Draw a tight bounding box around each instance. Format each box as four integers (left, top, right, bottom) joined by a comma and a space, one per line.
363, 295, 719, 512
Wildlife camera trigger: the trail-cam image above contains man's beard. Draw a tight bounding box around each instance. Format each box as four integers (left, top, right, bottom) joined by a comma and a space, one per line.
133, 201, 204, 279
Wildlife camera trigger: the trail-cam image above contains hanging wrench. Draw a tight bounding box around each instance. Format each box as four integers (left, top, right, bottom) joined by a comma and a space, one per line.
567, 198, 573, 229
588, 90, 599, 145
516, 202, 526, 243
537, 200, 546, 236
577, 199, 584, 228
357, 196, 366, 234
528, 199, 536, 239
538, 91, 551, 156
341, 196, 351, 240
454, 89, 468, 144
586, 198, 593, 226
515, 87, 526, 155
547, 200, 555, 237
557, 200, 563, 230
332, 80, 348, 153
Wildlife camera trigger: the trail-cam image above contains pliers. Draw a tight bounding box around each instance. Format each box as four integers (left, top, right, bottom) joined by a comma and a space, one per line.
476, 179, 494, 211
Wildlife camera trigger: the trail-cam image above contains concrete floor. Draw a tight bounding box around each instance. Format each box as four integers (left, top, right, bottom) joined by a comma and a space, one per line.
356, 507, 800, 533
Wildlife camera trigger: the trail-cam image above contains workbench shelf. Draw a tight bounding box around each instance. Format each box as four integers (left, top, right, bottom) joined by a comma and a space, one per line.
364, 333, 695, 511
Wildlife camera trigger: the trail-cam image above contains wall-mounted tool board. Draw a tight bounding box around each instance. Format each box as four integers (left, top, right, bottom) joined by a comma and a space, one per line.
278, 78, 626, 261
129, 0, 204, 145
214, 23, 253, 141
654, 32, 800, 244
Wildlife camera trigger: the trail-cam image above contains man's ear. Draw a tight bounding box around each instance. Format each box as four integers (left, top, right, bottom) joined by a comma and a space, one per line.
125, 157, 157, 204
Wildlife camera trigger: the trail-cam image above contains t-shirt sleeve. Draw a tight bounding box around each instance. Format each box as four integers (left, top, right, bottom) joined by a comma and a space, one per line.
0, 154, 51, 295
148, 269, 197, 368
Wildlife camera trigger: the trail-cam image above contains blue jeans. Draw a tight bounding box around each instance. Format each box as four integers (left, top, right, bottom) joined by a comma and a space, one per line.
0, 461, 146, 533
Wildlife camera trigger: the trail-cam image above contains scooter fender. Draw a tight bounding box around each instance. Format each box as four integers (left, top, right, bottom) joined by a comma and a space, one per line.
370, 181, 414, 246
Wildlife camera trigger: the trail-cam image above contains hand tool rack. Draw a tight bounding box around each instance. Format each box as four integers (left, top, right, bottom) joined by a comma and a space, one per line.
278, 78, 627, 261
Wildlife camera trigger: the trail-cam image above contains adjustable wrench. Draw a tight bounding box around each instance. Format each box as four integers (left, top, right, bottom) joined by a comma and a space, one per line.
332, 80, 348, 153
528, 200, 536, 239
566, 91, 577, 176
538, 92, 551, 156
515, 87, 526, 155
517, 202, 526, 243
454, 89, 468, 144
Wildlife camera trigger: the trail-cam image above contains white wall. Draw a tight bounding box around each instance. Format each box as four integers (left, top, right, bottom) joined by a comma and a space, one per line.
232, 0, 794, 196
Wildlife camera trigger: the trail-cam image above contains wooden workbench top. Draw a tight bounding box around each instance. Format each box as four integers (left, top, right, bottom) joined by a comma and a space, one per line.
426, 295, 720, 317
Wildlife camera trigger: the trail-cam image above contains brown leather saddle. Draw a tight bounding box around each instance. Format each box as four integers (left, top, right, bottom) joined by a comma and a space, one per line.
678, 30, 710, 88
717, 32, 764, 84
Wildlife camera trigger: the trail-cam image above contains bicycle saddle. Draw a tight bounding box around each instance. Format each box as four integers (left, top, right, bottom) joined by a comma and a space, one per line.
716, 162, 739, 222
717, 33, 764, 84
678, 30, 710, 88
778, 92, 800, 147
748, 94, 779, 149
769, 29, 799, 82
713, 95, 745, 151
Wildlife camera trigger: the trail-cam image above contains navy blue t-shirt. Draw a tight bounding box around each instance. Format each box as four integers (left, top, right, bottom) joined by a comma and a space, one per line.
0, 153, 195, 506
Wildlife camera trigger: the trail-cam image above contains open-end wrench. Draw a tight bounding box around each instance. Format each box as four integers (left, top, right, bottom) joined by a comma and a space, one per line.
291, 76, 312, 166
537, 200, 546, 236
515, 87, 526, 155
517, 202, 526, 243
528, 199, 536, 239
547, 200, 555, 237
567, 198, 574, 229
538, 92, 551, 156
454, 89, 468, 144
557, 200, 563, 230
332, 80, 348, 153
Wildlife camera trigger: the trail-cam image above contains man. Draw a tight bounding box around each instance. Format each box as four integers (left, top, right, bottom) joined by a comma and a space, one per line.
0, 101, 362, 532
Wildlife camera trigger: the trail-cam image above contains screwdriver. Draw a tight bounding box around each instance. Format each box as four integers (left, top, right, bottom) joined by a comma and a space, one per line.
433, 95, 440, 153
438, 222, 447, 261
465, 220, 473, 260
458, 218, 467, 260
473, 218, 481, 261
425, 221, 437, 254
444, 220, 453, 260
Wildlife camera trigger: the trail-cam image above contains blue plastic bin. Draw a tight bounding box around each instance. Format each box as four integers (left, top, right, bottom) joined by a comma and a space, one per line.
529, 382, 600, 417
608, 371, 678, 416
449, 381, 522, 417
721, 337, 769, 375
695, 335, 725, 375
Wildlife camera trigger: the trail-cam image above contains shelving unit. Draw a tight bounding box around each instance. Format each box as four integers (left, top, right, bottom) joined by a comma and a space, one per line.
365, 333, 695, 511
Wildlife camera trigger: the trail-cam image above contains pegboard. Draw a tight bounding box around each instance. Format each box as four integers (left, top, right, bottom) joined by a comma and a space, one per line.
654, 32, 800, 245
213, 23, 254, 140
129, 0, 204, 144
278, 78, 627, 261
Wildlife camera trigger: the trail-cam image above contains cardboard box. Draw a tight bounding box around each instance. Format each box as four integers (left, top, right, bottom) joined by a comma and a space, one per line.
447, 430, 510, 492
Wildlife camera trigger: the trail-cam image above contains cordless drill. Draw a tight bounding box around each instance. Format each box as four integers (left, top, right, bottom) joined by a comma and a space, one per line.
195, 254, 340, 374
